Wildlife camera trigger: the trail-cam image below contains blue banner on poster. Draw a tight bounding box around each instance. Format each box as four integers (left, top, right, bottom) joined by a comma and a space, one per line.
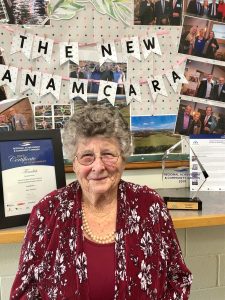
0, 139, 55, 171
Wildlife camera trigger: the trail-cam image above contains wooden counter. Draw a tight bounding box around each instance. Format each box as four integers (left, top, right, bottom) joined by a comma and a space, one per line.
1, 189, 225, 244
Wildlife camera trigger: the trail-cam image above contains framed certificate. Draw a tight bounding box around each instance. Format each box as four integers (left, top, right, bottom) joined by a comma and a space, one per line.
0, 130, 66, 229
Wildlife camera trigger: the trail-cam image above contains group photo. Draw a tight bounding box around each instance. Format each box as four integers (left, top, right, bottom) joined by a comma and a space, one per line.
69, 53, 127, 96
180, 59, 225, 102
134, 0, 183, 25
183, 0, 225, 23
175, 98, 225, 135
178, 15, 225, 61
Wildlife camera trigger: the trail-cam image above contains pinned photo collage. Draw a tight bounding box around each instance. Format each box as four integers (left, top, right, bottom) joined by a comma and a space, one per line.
34, 104, 72, 130
175, 1, 225, 138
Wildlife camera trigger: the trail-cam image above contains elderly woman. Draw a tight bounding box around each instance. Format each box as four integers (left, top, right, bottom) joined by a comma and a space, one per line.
10, 104, 192, 299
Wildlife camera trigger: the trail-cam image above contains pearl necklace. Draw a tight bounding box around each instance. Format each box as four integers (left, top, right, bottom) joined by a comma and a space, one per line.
81, 202, 115, 244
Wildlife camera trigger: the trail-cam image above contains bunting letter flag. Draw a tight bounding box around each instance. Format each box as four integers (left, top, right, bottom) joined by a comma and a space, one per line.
69, 78, 88, 102
32, 36, 54, 64
141, 34, 162, 59
165, 66, 188, 92
124, 81, 141, 104
0, 65, 18, 92
20, 69, 42, 96
40, 73, 62, 100
10, 33, 34, 59
97, 41, 117, 66
148, 75, 168, 101
121, 36, 141, 61
97, 80, 117, 106
59, 42, 79, 66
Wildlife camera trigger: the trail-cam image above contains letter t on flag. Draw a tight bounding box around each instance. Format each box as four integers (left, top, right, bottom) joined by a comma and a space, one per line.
97, 42, 117, 66
10, 33, 34, 59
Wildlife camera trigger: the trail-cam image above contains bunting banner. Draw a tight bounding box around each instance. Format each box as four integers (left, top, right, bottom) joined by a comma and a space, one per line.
0, 63, 186, 105
9, 32, 162, 65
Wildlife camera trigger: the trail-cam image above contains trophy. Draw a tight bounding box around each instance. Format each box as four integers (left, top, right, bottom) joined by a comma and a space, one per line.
162, 136, 207, 210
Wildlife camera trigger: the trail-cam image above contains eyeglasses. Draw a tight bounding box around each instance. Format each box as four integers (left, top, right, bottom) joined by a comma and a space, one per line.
75, 151, 120, 166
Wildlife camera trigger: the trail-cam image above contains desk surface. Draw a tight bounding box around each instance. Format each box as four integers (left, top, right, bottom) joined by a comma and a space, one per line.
0, 189, 225, 244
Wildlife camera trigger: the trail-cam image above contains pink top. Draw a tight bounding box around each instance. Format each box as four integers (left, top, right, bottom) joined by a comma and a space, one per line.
83, 238, 115, 300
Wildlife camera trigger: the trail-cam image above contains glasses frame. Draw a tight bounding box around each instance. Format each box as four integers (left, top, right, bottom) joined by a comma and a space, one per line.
74, 152, 120, 166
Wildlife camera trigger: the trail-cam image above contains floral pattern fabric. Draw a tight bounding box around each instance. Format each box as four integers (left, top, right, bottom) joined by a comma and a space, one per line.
10, 180, 192, 299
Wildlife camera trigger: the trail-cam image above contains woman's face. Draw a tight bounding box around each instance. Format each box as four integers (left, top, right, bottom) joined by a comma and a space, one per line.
209, 31, 214, 39
73, 136, 125, 197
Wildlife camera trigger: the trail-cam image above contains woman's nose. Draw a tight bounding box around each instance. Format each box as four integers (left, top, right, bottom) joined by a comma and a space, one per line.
91, 156, 106, 171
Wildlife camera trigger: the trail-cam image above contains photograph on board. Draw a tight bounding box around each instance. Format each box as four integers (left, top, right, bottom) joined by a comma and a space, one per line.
178, 15, 225, 61
0, 0, 50, 25
134, 0, 183, 25
0, 97, 34, 131
183, 0, 225, 23
131, 115, 181, 155
34, 104, 72, 130
180, 59, 225, 102
175, 98, 225, 135
69, 50, 127, 98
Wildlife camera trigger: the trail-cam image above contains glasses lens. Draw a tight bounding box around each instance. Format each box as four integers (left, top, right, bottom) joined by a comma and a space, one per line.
77, 153, 95, 165
101, 153, 119, 165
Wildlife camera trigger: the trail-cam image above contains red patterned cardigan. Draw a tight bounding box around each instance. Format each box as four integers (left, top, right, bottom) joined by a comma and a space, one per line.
10, 180, 192, 299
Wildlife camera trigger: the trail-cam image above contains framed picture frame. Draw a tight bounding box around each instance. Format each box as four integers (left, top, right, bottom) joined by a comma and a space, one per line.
0, 129, 66, 229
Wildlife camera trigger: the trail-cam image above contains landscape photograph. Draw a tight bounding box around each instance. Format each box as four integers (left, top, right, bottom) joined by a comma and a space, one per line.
131, 115, 181, 155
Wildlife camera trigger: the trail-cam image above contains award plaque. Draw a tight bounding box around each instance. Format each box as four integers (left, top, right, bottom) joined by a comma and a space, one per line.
164, 196, 202, 210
